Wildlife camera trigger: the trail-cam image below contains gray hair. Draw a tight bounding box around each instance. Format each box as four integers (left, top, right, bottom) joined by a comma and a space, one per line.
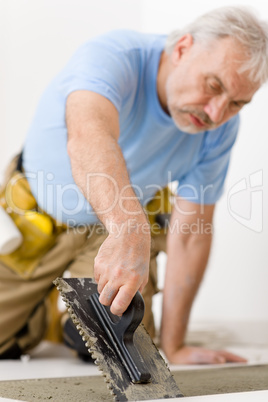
165, 6, 268, 85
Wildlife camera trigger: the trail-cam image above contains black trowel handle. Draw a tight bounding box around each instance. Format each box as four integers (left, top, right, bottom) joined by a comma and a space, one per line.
89, 291, 151, 384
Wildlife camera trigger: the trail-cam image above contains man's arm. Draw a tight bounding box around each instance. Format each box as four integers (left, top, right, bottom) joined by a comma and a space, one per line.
66, 90, 151, 316
161, 197, 246, 364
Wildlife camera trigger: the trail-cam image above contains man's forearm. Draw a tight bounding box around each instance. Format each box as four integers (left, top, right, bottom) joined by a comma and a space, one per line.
161, 220, 212, 361
68, 129, 147, 229
66, 92, 148, 230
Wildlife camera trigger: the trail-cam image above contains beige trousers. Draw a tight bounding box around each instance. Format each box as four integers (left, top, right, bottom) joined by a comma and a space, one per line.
0, 163, 166, 357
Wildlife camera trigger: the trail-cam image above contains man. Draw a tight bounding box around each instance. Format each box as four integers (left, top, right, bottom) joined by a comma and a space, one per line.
0, 6, 267, 364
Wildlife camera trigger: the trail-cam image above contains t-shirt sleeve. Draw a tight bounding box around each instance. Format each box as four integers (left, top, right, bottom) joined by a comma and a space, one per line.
177, 115, 240, 204
57, 32, 137, 112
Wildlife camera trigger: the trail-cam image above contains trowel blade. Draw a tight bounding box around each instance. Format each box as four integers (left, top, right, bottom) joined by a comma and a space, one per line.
54, 277, 183, 401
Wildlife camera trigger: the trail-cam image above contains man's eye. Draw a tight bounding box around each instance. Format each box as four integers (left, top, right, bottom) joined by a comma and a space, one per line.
208, 83, 220, 92
232, 101, 242, 108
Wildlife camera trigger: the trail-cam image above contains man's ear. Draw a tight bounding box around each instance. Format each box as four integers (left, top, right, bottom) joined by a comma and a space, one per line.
171, 34, 194, 65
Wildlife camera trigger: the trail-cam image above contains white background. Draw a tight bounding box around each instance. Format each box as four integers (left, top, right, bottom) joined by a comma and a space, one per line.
1, 0, 267, 326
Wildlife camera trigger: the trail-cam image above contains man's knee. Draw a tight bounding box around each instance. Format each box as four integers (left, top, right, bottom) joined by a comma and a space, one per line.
0, 301, 47, 359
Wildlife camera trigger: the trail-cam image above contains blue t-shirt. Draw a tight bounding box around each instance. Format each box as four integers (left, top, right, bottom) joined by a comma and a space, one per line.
23, 30, 239, 225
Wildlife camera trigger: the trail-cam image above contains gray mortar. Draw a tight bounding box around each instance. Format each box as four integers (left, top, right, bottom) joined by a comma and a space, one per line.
0, 365, 267, 401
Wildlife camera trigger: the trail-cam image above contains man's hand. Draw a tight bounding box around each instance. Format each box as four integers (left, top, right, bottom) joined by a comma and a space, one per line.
94, 229, 150, 316
165, 345, 247, 365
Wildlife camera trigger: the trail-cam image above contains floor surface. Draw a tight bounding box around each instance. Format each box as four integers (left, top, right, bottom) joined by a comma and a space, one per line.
0, 321, 267, 401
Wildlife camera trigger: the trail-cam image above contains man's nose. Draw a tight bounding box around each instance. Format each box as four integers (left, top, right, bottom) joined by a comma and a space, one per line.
204, 95, 229, 124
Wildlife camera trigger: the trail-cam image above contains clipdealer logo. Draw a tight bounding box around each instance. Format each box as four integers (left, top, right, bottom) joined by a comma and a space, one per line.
227, 170, 263, 233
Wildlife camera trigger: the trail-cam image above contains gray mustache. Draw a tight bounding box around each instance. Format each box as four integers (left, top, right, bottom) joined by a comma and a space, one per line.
181, 109, 214, 126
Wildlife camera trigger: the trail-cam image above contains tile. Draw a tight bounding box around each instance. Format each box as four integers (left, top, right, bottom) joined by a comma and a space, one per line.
0, 342, 99, 381
144, 390, 268, 401
0, 399, 24, 402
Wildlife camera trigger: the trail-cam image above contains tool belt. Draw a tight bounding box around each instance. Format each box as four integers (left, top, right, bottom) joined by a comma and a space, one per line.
0, 155, 65, 278
145, 187, 173, 236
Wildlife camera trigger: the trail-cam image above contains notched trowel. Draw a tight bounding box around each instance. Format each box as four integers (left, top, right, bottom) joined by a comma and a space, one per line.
54, 277, 183, 401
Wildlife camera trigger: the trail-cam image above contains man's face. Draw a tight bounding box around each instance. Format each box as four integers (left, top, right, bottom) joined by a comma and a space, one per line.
165, 36, 259, 134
